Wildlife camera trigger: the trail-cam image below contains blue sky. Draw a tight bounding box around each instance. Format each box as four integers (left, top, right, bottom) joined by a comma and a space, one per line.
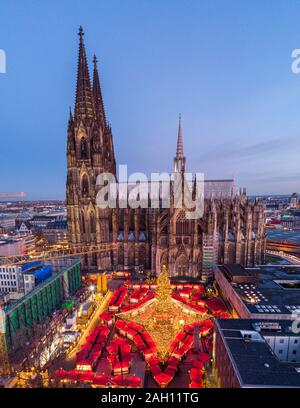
1, 0, 300, 199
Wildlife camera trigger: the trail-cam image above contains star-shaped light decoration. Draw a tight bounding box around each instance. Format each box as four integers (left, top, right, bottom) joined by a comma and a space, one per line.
118, 264, 208, 361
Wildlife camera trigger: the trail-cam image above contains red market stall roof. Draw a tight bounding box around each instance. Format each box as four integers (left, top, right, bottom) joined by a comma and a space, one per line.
189, 367, 202, 381
205, 297, 227, 313
92, 374, 110, 386
99, 311, 114, 322
197, 352, 211, 364
111, 375, 141, 388
153, 373, 173, 387
147, 355, 161, 366
192, 359, 204, 369
167, 356, 180, 367
189, 381, 203, 388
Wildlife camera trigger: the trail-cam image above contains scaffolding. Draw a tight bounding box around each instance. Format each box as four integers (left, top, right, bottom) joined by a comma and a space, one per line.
0, 309, 10, 375
0, 334, 10, 376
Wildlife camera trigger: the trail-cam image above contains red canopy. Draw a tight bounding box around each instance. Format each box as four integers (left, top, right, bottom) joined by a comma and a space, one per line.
147, 355, 161, 366
153, 373, 173, 387
126, 375, 142, 387
149, 365, 162, 375
54, 369, 68, 380
164, 365, 177, 377
112, 375, 141, 387
107, 344, 118, 354
167, 356, 180, 367
198, 352, 211, 364
100, 311, 114, 322
176, 332, 187, 342
171, 347, 185, 357
115, 320, 126, 329
189, 367, 202, 381
205, 297, 227, 312
192, 359, 204, 369
78, 371, 95, 381
120, 344, 131, 355
93, 374, 110, 386
218, 312, 231, 319
189, 381, 203, 388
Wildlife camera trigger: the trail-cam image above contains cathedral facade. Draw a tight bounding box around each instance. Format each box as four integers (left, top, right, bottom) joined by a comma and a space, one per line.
66, 28, 266, 281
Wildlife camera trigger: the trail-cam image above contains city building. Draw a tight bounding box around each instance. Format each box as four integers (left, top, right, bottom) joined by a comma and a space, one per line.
0, 261, 53, 299
0, 258, 81, 353
265, 213, 300, 230
0, 235, 35, 257
290, 193, 299, 209
0, 264, 24, 299
43, 219, 68, 244
22, 262, 53, 294
0, 215, 17, 231
213, 318, 300, 388
215, 263, 300, 320
29, 215, 56, 229
15, 220, 31, 236
66, 27, 266, 279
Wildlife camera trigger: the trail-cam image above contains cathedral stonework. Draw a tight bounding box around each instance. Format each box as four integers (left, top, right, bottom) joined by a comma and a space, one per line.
66, 28, 266, 281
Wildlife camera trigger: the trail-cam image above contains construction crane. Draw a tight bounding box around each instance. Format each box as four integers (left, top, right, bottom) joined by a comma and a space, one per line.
0, 192, 26, 199
0, 243, 118, 266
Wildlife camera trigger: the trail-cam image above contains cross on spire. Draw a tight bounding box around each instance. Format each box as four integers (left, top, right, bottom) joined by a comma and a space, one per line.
78, 25, 84, 38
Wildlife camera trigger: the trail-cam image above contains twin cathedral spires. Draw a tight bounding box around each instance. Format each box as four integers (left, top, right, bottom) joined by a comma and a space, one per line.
67, 25, 186, 210
67, 26, 116, 178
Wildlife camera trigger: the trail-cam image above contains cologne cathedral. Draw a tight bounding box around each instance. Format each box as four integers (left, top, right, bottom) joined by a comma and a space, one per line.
66, 28, 266, 281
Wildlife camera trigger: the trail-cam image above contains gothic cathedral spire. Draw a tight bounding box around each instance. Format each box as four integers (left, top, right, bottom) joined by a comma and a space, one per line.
67, 27, 117, 272
74, 26, 95, 123
92, 55, 106, 129
174, 114, 186, 173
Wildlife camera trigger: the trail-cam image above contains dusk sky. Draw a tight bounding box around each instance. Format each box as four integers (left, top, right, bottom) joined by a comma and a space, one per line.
1, 0, 300, 199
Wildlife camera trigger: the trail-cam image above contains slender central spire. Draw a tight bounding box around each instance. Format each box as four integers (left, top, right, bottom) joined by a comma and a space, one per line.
92, 54, 106, 128
176, 113, 184, 159
74, 26, 95, 122
174, 114, 186, 173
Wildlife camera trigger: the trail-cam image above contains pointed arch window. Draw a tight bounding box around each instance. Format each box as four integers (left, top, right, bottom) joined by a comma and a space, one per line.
197, 224, 203, 244
91, 135, 100, 154
80, 138, 88, 160
176, 211, 190, 235
81, 211, 86, 234
82, 175, 89, 197
90, 212, 96, 234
